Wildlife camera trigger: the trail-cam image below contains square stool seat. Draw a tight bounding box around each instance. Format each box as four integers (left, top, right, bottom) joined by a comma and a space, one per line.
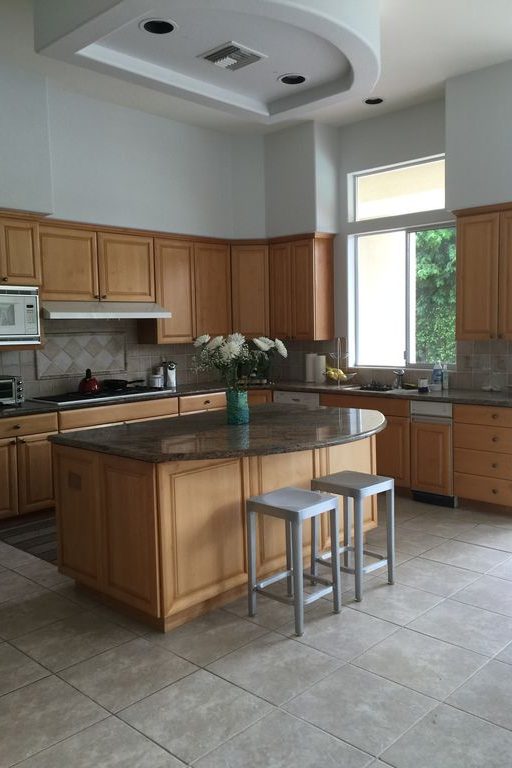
312, 470, 394, 499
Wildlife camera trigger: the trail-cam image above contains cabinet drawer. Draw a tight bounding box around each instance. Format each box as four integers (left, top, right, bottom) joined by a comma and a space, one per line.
455, 472, 512, 506
454, 423, 512, 454
0, 412, 58, 439
179, 392, 226, 414
454, 404, 512, 428
273, 391, 319, 406
320, 393, 409, 418
58, 398, 179, 431
454, 447, 512, 481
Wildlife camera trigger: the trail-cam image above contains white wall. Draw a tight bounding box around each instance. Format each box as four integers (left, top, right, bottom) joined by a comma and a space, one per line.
446, 60, 512, 210
0, 65, 53, 213
230, 134, 266, 238
314, 123, 340, 233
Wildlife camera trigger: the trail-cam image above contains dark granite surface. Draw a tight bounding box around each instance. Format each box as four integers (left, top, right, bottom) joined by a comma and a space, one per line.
50, 403, 387, 463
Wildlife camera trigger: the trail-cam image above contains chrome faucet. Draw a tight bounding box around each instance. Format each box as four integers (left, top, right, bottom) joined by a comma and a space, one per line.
393, 369, 405, 389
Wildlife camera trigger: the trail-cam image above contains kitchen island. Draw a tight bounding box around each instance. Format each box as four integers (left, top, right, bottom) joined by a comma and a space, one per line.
51, 403, 386, 631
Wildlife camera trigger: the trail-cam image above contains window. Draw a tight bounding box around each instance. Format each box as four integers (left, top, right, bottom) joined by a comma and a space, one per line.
350, 157, 455, 368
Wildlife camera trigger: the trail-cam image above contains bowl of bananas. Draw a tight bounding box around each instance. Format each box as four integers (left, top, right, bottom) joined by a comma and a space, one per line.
324, 366, 357, 385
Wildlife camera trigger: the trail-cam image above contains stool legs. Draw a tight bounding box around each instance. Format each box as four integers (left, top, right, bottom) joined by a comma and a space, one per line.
330, 505, 341, 613
354, 499, 364, 602
386, 488, 395, 584
247, 509, 257, 617
285, 521, 293, 597
291, 520, 304, 637
310, 516, 318, 584
343, 497, 350, 568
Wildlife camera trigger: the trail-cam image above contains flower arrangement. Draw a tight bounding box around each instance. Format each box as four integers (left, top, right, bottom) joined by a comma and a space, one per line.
193, 333, 287, 391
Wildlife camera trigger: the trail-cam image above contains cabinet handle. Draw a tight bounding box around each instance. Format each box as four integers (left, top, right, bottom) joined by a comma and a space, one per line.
492, 488, 498, 494
11, 424, 21, 430
204, 399, 211, 405
101, 294, 107, 299
492, 436, 499, 442
1, 276, 7, 282
18, 439, 25, 444
94, 294, 100, 299
492, 413, 499, 420
492, 462, 498, 469
9, 440, 16, 445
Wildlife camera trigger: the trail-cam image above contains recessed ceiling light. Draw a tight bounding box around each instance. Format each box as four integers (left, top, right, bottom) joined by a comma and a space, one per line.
139, 19, 176, 35
364, 97, 383, 105
279, 74, 307, 85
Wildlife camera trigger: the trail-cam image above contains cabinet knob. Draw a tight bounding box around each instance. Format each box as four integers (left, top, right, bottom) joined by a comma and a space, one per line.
492, 462, 499, 469
492, 488, 498, 494
492, 436, 499, 442
204, 399, 211, 405
11, 424, 21, 430
9, 440, 16, 445
1, 276, 7, 282
498, 333, 503, 339
101, 294, 107, 300
492, 413, 499, 420
18, 439, 25, 444
94, 294, 100, 299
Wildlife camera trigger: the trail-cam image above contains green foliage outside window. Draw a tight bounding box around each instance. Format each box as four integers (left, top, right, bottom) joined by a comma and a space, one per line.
414, 227, 456, 364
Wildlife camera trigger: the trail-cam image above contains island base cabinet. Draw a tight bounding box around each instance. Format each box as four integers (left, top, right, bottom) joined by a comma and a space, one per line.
0, 438, 18, 519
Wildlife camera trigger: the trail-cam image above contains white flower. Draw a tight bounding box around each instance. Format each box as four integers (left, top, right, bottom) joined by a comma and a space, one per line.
253, 336, 274, 352
274, 338, 287, 358
220, 340, 243, 362
226, 332, 245, 348
194, 334, 210, 347
207, 335, 224, 350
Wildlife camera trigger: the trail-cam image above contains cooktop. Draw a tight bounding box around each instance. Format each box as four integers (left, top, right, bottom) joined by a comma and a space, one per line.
32, 386, 168, 406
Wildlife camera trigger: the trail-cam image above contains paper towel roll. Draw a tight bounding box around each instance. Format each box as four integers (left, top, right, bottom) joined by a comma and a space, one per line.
305, 353, 317, 382
315, 355, 326, 383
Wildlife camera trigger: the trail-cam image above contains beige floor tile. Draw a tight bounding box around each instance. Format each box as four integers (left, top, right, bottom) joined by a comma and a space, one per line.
0, 545, 41, 569
12, 559, 72, 589
385, 556, 479, 596
497, 640, 512, 665
207, 631, 340, 705
14, 716, 185, 767
348, 580, 442, 625
284, 664, 436, 756
382, 703, 512, 768
420, 539, 510, 572
488, 555, 512, 581
452, 574, 512, 617
0, 589, 80, 640
120, 669, 272, 763
0, 675, 107, 766
0, 642, 49, 696
353, 627, 486, 699
194, 710, 372, 768
408, 599, 512, 656
146, 609, 267, 666
447, 660, 512, 730
12, 611, 136, 671
279, 602, 399, 660
366, 529, 446, 556
0, 570, 42, 604
455, 524, 512, 552
399, 515, 478, 539
60, 637, 196, 712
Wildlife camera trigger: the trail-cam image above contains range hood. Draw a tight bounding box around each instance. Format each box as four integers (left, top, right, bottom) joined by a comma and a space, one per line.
41, 301, 172, 320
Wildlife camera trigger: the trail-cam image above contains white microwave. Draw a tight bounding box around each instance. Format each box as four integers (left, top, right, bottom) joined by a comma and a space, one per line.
0, 286, 41, 346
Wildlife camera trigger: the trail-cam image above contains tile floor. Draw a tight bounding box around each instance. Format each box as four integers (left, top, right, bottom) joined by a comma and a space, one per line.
1, 497, 512, 767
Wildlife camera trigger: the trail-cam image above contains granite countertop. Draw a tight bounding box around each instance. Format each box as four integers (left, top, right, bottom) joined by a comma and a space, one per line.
49, 403, 386, 463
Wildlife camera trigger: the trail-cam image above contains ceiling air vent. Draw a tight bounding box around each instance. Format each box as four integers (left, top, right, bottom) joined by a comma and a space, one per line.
200, 42, 266, 71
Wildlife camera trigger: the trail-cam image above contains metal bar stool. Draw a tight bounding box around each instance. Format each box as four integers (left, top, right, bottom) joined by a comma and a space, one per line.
246, 486, 341, 636
311, 471, 395, 602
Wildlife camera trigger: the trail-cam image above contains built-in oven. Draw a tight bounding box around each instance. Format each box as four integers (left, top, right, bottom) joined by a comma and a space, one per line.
0, 285, 41, 346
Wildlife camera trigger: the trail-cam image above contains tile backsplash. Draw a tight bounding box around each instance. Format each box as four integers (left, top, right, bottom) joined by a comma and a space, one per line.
1, 327, 511, 398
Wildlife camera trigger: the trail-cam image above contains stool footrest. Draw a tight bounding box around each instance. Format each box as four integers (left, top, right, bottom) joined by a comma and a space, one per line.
254, 587, 294, 606
303, 571, 334, 588
257, 570, 291, 590
304, 586, 333, 603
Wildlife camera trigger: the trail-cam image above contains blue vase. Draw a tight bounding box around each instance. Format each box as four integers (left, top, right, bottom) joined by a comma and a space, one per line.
226, 389, 249, 425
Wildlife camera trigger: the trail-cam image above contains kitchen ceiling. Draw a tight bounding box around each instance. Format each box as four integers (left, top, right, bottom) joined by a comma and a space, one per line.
29, 0, 512, 131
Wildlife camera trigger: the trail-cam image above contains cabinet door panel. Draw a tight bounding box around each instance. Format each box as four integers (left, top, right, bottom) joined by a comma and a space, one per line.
376, 415, 410, 487
231, 244, 269, 337
291, 240, 314, 340
0, 438, 17, 518
411, 421, 452, 495
269, 243, 292, 338
0, 219, 41, 285
194, 243, 231, 336
154, 238, 195, 343
17, 432, 56, 514
456, 213, 499, 340
40, 226, 99, 300
498, 210, 512, 339
98, 233, 155, 301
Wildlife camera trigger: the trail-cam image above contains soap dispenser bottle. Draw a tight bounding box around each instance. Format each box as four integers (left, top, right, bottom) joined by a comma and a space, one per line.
431, 360, 443, 391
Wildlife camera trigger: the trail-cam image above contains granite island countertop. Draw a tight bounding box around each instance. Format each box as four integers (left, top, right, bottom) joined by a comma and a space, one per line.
49, 403, 386, 463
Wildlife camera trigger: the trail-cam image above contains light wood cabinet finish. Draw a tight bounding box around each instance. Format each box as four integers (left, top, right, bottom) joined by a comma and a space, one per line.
17, 432, 57, 515
319, 393, 410, 487
454, 423, 512, 454
454, 404, 512, 428
455, 473, 512, 507
231, 244, 269, 337
269, 235, 334, 341
0, 437, 18, 519
247, 389, 272, 405
0, 218, 41, 285
411, 420, 452, 496
97, 232, 155, 301
140, 238, 196, 344
0, 412, 58, 440
178, 392, 226, 414
58, 398, 178, 431
499, 210, 512, 339
455, 447, 512, 481
194, 242, 231, 336
40, 226, 99, 300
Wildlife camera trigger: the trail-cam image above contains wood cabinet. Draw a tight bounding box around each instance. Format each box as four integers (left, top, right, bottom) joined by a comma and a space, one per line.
269, 234, 334, 341
194, 242, 231, 336
40, 225, 99, 300
456, 209, 512, 340
411, 421, 452, 496
179, 392, 226, 415
320, 393, 410, 487
231, 244, 269, 337
0, 438, 18, 519
0, 218, 41, 285
454, 404, 512, 506
247, 389, 272, 405
58, 398, 179, 431
97, 232, 155, 301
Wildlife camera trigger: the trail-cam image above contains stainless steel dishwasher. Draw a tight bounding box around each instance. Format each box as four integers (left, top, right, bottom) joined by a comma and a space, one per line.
410, 401, 457, 506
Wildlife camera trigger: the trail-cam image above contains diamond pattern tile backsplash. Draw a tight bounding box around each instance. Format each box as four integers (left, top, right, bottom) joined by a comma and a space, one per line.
36, 332, 127, 379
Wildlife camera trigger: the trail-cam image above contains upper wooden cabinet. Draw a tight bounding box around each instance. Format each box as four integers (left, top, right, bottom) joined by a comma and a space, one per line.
456, 208, 512, 340
194, 242, 231, 336
269, 234, 334, 341
0, 218, 41, 285
231, 244, 269, 338
40, 225, 99, 300
97, 232, 155, 302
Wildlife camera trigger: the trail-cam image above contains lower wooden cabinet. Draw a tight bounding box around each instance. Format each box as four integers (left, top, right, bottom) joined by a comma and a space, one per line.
179, 392, 226, 414
247, 389, 272, 405
0, 438, 18, 519
411, 421, 452, 496
0, 432, 55, 518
